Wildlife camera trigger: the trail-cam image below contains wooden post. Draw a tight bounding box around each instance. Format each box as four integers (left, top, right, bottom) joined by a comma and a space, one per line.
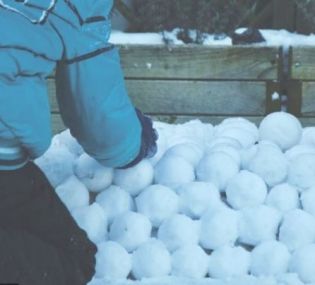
273, 0, 296, 31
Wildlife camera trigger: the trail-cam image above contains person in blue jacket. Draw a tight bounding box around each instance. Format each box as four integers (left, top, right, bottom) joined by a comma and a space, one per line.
0, 0, 157, 284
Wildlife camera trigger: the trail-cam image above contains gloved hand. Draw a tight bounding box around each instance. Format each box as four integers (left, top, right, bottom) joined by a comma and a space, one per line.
119, 109, 158, 169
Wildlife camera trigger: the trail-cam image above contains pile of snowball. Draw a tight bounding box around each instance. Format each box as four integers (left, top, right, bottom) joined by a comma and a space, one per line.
35, 112, 315, 285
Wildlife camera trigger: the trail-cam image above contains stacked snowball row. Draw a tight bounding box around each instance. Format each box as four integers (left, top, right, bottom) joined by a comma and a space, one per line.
35, 112, 315, 284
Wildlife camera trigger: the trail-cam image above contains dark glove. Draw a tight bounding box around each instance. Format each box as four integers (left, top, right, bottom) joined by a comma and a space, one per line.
119, 109, 158, 169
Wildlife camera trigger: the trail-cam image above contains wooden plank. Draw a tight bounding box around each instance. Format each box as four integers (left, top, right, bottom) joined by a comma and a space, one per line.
48, 79, 57, 109
118, 45, 280, 80
298, 117, 315, 127
301, 81, 315, 116
48, 79, 267, 115
51, 112, 264, 135
291, 47, 315, 80
51, 112, 315, 135
52, 114, 66, 134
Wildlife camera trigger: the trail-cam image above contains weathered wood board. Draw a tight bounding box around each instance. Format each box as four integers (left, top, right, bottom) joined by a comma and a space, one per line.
51, 112, 315, 135
301, 82, 315, 116
291, 47, 315, 80
118, 45, 280, 80
48, 79, 267, 115
48, 45, 284, 134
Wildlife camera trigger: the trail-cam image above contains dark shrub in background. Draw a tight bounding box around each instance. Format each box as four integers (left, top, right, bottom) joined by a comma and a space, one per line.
128, 0, 259, 43
113, 0, 315, 43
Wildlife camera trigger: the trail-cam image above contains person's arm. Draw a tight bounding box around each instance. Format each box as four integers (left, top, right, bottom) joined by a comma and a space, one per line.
54, 0, 157, 168
55, 48, 141, 168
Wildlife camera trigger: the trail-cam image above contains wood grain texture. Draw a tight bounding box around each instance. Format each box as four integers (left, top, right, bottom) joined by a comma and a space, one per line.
48, 79, 267, 115
118, 45, 280, 80
51, 113, 315, 135
301, 82, 315, 116
291, 47, 315, 80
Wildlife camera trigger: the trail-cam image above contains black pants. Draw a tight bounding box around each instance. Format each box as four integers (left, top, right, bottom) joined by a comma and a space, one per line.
0, 162, 97, 285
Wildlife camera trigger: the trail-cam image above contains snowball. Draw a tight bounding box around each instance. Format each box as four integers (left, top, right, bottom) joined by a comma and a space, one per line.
238, 205, 282, 246
279, 209, 315, 251
149, 127, 168, 166
95, 186, 134, 224
246, 141, 288, 187
206, 136, 242, 150
206, 144, 241, 166
52, 129, 84, 156
226, 170, 267, 210
164, 142, 204, 167
177, 182, 222, 219
154, 154, 195, 189
289, 244, 315, 283
240, 144, 259, 170
277, 273, 304, 285
95, 241, 131, 279
196, 152, 239, 192
132, 239, 171, 279
200, 207, 239, 250
287, 153, 315, 190
113, 160, 154, 196
285, 144, 315, 161
73, 153, 113, 193
218, 117, 259, 139
208, 246, 250, 279
109, 211, 152, 252
136, 185, 179, 227
301, 186, 315, 217
157, 214, 199, 252
168, 119, 214, 148
71, 203, 107, 244
259, 112, 302, 151
225, 275, 277, 285
250, 240, 290, 276
55, 175, 90, 211
300, 127, 315, 146
215, 126, 257, 148
171, 245, 209, 278
266, 183, 300, 213
35, 145, 76, 187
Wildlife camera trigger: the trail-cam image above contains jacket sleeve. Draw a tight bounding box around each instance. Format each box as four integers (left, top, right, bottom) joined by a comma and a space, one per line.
55, 47, 142, 168
66, 0, 114, 21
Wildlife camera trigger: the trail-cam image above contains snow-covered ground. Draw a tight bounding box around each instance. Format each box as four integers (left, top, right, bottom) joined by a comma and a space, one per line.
110, 28, 315, 46
35, 112, 315, 285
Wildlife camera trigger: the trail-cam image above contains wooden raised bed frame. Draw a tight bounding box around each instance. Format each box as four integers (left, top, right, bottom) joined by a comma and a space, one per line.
48, 44, 315, 134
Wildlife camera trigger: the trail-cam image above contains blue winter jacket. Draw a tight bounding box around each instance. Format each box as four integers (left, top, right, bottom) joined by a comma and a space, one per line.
0, 0, 142, 169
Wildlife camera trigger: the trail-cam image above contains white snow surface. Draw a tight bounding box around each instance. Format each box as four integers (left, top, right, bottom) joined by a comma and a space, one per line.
110, 29, 315, 47
95, 185, 134, 224
113, 159, 154, 196
74, 153, 113, 193
157, 214, 199, 252
95, 241, 132, 279
71, 203, 108, 244
40, 113, 315, 285
109, 211, 152, 252
225, 170, 267, 210
136, 184, 179, 228
171, 245, 209, 278
176, 181, 222, 219
208, 246, 251, 279
250, 240, 291, 277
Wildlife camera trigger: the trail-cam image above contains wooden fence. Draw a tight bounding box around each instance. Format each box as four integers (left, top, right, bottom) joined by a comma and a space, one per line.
49, 45, 315, 134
